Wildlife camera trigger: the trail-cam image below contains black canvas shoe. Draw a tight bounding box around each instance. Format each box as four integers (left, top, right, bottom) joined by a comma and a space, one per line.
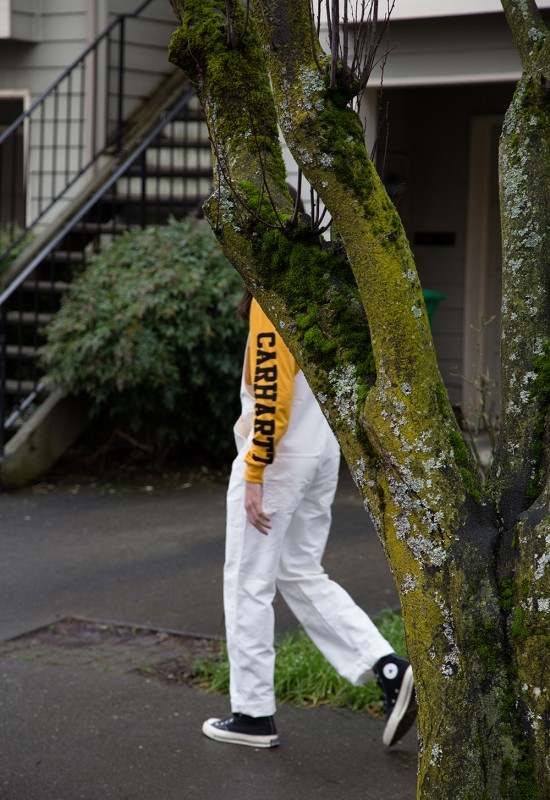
374, 654, 417, 747
202, 713, 279, 748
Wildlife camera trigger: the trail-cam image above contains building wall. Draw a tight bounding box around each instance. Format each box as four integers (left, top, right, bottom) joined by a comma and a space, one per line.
284, 11, 524, 408
6, 0, 43, 42
379, 82, 515, 406
0, 0, 179, 228
0, 1, 89, 97
105, 0, 178, 123
0, 0, 177, 122
381, 13, 522, 86
390, 0, 550, 20
0, 2, 535, 412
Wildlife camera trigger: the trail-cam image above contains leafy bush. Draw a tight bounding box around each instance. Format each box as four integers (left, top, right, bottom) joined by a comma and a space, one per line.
40, 217, 247, 457
0, 226, 33, 278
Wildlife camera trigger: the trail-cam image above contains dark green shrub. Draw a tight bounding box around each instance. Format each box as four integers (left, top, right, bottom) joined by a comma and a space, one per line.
40, 217, 246, 458
0, 227, 34, 278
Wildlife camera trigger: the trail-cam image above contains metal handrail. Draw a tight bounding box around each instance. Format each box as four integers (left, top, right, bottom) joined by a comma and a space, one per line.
0, 88, 196, 309
0, 0, 157, 258
0, 0, 153, 148
0, 86, 202, 446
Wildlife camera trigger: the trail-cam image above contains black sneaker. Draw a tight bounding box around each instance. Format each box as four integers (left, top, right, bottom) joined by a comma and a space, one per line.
374, 654, 417, 747
202, 713, 279, 748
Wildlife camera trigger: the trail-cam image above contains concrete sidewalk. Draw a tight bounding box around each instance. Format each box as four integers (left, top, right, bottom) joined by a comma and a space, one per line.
0, 468, 417, 800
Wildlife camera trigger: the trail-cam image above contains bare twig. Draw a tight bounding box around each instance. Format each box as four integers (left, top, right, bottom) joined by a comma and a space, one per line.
115, 429, 155, 453
226, 0, 234, 45
309, 0, 324, 71
450, 316, 500, 481
241, 0, 250, 42
342, 1, 349, 78
290, 170, 304, 225
330, 0, 340, 90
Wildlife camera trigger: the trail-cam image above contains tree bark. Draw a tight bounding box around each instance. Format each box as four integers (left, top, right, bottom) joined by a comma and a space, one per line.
492, 1, 550, 792
168, 1, 549, 796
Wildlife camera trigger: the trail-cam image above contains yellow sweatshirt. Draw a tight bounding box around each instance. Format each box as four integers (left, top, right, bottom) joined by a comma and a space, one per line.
244, 300, 299, 483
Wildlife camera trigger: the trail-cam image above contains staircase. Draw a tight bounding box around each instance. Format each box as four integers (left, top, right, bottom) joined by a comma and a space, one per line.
0, 4, 213, 486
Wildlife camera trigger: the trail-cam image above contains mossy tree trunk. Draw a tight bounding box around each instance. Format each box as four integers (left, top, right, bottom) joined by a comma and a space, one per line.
168, 1, 549, 797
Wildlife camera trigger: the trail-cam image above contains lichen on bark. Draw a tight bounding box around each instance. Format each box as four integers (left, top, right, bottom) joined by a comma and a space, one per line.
168, 0, 549, 796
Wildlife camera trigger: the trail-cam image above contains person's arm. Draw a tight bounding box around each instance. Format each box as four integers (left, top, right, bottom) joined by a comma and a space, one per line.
243, 299, 298, 533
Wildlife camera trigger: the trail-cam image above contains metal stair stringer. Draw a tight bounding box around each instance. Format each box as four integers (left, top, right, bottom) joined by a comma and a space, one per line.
0, 68, 190, 295
0, 75, 212, 488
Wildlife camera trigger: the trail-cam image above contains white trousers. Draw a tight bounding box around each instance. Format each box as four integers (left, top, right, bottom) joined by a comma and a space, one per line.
224, 441, 394, 718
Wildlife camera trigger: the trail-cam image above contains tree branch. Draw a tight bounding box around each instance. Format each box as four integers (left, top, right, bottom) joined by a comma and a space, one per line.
168, 1, 380, 476
250, 0, 460, 451
169, 0, 480, 592
488, 3, 550, 521
501, 0, 547, 70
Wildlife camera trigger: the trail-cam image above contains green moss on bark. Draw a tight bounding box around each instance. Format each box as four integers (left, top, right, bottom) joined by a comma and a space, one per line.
528, 346, 550, 501
169, 0, 286, 186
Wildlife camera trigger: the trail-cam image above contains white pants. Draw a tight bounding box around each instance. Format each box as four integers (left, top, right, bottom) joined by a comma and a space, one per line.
224, 440, 394, 718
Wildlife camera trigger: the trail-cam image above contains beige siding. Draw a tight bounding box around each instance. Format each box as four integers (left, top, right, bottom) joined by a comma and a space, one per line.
0, 0, 179, 227
0, 1, 9, 37
0, 3, 88, 95
104, 0, 178, 125
382, 14, 522, 85
0, 3, 89, 224
5, 0, 42, 42
1, 0, 177, 105
391, 0, 550, 20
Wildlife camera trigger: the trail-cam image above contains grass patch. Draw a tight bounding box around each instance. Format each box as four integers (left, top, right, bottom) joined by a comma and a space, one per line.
193, 609, 406, 715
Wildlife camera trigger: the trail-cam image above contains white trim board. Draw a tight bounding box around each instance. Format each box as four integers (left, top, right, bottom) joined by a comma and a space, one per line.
381, 72, 521, 87
0, 0, 10, 38
463, 115, 504, 416
390, 0, 550, 20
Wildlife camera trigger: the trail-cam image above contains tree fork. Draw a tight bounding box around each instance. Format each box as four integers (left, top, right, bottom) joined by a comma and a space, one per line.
168, 1, 548, 795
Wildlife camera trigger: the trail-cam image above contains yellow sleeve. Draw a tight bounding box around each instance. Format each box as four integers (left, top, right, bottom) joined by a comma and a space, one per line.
244, 299, 299, 483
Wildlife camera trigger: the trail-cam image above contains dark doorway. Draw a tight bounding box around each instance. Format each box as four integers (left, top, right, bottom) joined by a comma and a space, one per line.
0, 97, 26, 231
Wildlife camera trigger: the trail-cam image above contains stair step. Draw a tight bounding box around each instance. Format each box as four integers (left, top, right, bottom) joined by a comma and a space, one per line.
19, 280, 71, 294
5, 345, 37, 359
44, 251, 86, 265
5, 379, 38, 396
122, 166, 213, 179
72, 222, 132, 236
150, 135, 211, 149
6, 311, 53, 326
171, 109, 206, 123
103, 195, 208, 207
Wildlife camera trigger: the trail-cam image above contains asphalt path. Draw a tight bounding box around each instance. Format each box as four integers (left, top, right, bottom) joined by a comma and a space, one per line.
0, 466, 417, 800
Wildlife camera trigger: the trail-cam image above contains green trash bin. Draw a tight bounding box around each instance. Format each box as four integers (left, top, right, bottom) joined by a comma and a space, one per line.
422, 289, 446, 327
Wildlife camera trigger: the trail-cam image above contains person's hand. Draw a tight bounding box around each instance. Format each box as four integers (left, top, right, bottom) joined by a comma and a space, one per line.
244, 481, 272, 535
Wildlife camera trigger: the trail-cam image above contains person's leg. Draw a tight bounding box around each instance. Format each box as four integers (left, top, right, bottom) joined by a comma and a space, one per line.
373, 654, 417, 746
222, 452, 323, 718
276, 447, 417, 746
276, 448, 393, 683
223, 458, 284, 718
203, 457, 296, 747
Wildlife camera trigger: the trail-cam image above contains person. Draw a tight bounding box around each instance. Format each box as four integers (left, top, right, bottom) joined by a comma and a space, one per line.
202, 289, 417, 749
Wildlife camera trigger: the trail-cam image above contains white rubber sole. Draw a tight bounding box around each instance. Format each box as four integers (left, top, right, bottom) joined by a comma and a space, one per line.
202, 718, 280, 748
382, 666, 417, 747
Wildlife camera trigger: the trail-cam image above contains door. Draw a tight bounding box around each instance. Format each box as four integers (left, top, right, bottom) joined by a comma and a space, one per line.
463, 115, 503, 424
